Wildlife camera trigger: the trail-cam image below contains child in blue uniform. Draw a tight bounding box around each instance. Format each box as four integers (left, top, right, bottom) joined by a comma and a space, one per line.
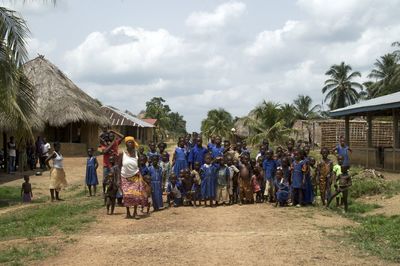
291, 150, 307, 207
263, 150, 277, 203
191, 161, 202, 207
188, 137, 208, 169
147, 142, 159, 159
211, 136, 224, 159
333, 136, 352, 171
173, 138, 188, 177
302, 149, 314, 205
149, 156, 163, 211
275, 167, 289, 207
200, 153, 217, 207
166, 173, 183, 207
85, 148, 99, 197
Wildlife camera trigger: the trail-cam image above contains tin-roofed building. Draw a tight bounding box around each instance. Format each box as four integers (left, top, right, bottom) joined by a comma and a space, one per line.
101, 106, 155, 144
330, 92, 400, 171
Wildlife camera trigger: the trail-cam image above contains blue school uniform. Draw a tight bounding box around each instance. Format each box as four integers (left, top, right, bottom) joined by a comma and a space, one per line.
173, 147, 188, 176
292, 160, 305, 189
275, 179, 289, 203
200, 164, 217, 199
207, 142, 215, 151
262, 159, 277, 182
211, 145, 224, 159
140, 165, 149, 177
188, 145, 208, 168
147, 151, 160, 161
85, 156, 99, 186
336, 144, 350, 167
149, 165, 163, 210
302, 157, 314, 204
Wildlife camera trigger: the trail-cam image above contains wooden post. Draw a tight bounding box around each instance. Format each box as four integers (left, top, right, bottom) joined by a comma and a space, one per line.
393, 109, 399, 149
345, 116, 350, 147
393, 109, 399, 171
367, 114, 373, 148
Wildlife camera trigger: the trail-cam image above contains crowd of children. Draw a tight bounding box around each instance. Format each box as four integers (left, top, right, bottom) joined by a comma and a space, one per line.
95, 131, 352, 214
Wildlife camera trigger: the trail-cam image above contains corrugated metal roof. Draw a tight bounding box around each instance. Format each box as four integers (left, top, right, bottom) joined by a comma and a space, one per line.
330, 91, 400, 117
101, 106, 154, 128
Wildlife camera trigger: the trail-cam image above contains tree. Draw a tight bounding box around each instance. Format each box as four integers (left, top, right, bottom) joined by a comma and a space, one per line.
280, 103, 296, 128
144, 97, 171, 140
293, 95, 321, 120
168, 112, 186, 137
367, 53, 399, 97
0, 7, 37, 137
243, 101, 291, 145
322, 62, 363, 110
201, 108, 234, 139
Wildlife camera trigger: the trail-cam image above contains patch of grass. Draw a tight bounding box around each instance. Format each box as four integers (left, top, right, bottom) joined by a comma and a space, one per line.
0, 242, 59, 265
347, 201, 381, 214
0, 198, 102, 240
349, 215, 400, 263
0, 187, 21, 208
350, 178, 400, 199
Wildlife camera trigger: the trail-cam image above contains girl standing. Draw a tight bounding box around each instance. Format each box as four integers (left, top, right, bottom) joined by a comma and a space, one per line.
172, 138, 188, 177
45, 142, 68, 202
291, 150, 306, 207
21, 175, 33, 203
148, 156, 163, 211
200, 153, 217, 207
85, 148, 99, 197
316, 148, 333, 206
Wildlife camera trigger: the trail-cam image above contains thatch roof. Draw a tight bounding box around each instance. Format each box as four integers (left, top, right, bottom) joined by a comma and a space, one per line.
22, 56, 109, 127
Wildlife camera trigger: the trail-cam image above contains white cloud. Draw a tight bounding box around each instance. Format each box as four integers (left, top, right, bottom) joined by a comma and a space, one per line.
186, 1, 246, 33
26, 38, 57, 57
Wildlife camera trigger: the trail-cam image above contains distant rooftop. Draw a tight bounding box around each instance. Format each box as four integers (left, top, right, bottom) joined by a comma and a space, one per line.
142, 118, 157, 125
101, 106, 154, 128
330, 91, 400, 117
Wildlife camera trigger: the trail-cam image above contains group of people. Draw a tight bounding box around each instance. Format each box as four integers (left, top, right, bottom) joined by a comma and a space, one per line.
93, 128, 352, 219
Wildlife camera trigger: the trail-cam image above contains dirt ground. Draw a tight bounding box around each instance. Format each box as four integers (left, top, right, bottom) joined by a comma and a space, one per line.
0, 157, 398, 265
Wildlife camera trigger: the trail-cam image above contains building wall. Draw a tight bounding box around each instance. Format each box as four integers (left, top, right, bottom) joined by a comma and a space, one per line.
320, 120, 396, 148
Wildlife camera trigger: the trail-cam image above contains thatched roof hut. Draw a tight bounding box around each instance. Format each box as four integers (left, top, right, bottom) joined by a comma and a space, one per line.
23, 55, 109, 127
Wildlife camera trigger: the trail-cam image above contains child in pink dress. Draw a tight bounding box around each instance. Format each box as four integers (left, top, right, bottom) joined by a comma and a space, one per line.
251, 167, 263, 203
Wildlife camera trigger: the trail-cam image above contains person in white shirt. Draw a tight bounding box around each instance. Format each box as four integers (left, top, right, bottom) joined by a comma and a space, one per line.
7, 136, 16, 173
41, 138, 51, 170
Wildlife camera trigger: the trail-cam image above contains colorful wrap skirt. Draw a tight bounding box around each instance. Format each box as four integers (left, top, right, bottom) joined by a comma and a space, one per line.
120, 173, 149, 207
49, 168, 68, 191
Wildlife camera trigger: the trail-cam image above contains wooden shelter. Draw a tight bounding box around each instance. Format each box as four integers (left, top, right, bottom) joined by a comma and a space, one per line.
330, 92, 400, 171
101, 106, 155, 144
19, 56, 109, 156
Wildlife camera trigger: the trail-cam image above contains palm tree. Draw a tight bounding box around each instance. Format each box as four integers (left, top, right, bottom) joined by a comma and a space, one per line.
168, 111, 187, 136
280, 103, 296, 128
201, 108, 234, 139
144, 97, 171, 140
0, 7, 37, 137
367, 53, 399, 97
243, 101, 291, 145
322, 62, 363, 110
293, 95, 321, 120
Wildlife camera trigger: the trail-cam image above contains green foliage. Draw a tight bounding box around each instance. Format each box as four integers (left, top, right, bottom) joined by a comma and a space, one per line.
350, 177, 400, 199
243, 101, 292, 145
347, 201, 381, 214
0, 199, 101, 240
144, 97, 187, 140
349, 215, 400, 263
322, 62, 363, 110
201, 108, 234, 139
293, 95, 321, 120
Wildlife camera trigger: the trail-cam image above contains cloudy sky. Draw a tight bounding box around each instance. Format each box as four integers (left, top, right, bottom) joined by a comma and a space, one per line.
5, 0, 400, 131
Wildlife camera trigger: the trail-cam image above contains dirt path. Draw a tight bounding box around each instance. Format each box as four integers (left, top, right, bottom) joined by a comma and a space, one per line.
39, 203, 392, 266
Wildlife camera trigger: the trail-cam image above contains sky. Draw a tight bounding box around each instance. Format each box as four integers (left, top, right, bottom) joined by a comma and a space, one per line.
4, 0, 400, 132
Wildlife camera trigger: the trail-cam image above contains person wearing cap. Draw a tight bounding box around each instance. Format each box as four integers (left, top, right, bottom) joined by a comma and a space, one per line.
118, 136, 148, 219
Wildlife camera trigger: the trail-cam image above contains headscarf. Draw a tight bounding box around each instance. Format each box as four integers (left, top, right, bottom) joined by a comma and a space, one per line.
124, 136, 139, 148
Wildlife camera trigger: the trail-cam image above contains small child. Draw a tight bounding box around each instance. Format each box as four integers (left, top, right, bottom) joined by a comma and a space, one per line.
200, 153, 217, 207
104, 156, 119, 214
263, 149, 277, 203
85, 148, 99, 197
181, 169, 194, 206
251, 167, 263, 203
147, 142, 159, 159
21, 175, 32, 203
239, 154, 253, 204
173, 138, 188, 177
291, 150, 307, 207
166, 173, 183, 207
316, 147, 333, 206
158, 142, 170, 161
160, 153, 172, 192
191, 162, 202, 207
215, 156, 230, 206
226, 156, 239, 205
275, 168, 290, 207
327, 155, 352, 212
149, 156, 163, 211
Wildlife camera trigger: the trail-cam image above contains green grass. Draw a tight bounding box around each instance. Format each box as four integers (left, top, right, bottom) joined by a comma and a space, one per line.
350, 178, 400, 199
349, 215, 400, 263
0, 187, 21, 208
0, 198, 102, 240
0, 242, 59, 265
